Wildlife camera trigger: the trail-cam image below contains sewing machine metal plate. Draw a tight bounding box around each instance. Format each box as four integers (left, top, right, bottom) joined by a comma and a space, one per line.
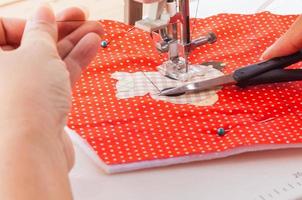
135, 0, 217, 82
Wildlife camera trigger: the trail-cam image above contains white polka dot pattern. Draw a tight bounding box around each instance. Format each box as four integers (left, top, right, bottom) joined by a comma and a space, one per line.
68, 12, 302, 167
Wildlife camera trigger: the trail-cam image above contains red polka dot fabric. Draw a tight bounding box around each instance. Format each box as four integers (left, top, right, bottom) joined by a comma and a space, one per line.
68, 12, 302, 173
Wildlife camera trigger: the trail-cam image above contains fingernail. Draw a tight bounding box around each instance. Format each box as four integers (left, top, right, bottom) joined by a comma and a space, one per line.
23, 3, 57, 43
260, 45, 273, 60
33, 3, 55, 23
26, 3, 54, 30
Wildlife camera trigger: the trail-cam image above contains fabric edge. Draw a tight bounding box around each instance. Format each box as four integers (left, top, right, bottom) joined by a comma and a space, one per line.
106, 144, 302, 173
66, 127, 302, 174
65, 127, 110, 173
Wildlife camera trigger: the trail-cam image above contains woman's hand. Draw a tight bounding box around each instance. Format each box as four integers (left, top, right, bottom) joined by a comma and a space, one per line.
0, 6, 103, 84
261, 15, 302, 59
0, 5, 102, 200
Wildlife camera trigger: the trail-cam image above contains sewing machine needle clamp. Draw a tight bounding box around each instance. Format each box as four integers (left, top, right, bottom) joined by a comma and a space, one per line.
135, 0, 217, 82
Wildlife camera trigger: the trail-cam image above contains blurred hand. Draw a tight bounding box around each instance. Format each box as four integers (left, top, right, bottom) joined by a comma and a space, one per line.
0, 5, 103, 199
0, 5, 103, 172
261, 15, 302, 60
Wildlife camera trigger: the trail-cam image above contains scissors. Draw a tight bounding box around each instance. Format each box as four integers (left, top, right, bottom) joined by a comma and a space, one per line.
159, 50, 302, 96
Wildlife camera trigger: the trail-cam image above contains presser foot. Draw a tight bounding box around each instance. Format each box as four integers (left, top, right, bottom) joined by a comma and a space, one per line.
158, 59, 209, 82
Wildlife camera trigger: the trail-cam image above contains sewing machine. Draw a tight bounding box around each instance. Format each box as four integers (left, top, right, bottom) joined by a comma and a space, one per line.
130, 0, 217, 81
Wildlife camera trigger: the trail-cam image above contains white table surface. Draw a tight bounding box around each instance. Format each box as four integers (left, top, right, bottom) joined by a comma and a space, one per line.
69, 1, 302, 200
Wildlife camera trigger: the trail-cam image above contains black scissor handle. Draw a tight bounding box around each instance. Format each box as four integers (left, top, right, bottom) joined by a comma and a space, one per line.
237, 69, 302, 87
233, 50, 302, 83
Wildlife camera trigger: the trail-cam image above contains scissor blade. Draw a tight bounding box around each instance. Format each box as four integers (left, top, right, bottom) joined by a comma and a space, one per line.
159, 86, 188, 96
159, 74, 236, 96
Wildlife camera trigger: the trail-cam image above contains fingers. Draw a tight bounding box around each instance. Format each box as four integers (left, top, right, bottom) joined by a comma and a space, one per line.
21, 4, 57, 53
0, 7, 87, 48
261, 15, 302, 60
64, 32, 100, 85
0, 18, 6, 45
0, 18, 25, 47
56, 7, 86, 40
57, 21, 103, 59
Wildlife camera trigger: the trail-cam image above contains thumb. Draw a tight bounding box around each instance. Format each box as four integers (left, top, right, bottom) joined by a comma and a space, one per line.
261, 15, 302, 60
21, 4, 58, 52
